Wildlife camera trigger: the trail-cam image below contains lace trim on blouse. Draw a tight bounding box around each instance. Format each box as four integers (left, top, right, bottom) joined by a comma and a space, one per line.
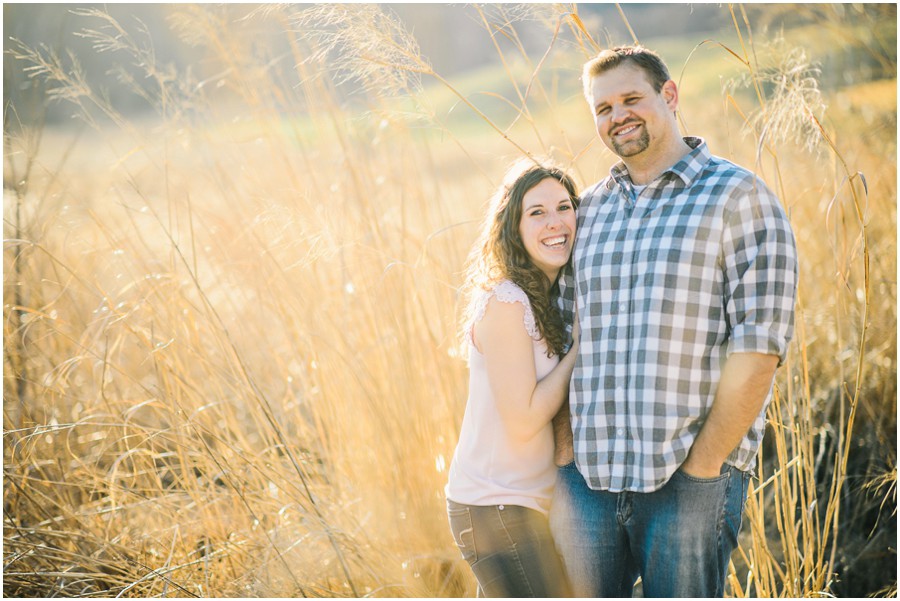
470, 279, 539, 342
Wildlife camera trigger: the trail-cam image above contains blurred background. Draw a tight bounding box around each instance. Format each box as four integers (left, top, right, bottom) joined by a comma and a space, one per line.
4, 3, 896, 598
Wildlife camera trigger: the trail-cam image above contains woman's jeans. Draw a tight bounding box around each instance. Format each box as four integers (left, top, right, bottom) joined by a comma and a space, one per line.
447, 500, 570, 597
549, 461, 750, 598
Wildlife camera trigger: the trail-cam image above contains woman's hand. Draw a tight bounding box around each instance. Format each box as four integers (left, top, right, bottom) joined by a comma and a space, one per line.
570, 305, 580, 348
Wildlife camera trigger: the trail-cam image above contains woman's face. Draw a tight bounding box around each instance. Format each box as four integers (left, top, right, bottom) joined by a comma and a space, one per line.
517, 177, 576, 282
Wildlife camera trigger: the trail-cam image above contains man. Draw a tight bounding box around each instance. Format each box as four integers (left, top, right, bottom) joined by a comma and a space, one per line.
549, 45, 798, 597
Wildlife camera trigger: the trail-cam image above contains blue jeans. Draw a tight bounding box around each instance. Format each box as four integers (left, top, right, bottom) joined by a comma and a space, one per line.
549, 462, 750, 598
447, 500, 570, 597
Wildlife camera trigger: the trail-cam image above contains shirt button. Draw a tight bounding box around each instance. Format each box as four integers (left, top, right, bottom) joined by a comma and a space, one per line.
619, 302, 627, 312
616, 428, 625, 436
498, 505, 505, 510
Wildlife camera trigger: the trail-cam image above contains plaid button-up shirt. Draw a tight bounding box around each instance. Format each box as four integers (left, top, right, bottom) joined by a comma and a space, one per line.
559, 137, 798, 493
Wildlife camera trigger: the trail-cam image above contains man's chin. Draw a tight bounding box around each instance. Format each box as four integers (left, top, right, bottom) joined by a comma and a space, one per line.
612, 139, 649, 158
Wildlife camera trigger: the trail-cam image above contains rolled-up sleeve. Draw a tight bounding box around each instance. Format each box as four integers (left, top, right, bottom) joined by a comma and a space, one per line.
721, 178, 799, 364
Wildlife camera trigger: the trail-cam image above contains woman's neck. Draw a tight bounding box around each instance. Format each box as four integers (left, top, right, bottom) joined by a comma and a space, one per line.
541, 271, 556, 293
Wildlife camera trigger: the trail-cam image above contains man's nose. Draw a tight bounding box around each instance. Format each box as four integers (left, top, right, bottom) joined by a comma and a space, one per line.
610, 103, 629, 122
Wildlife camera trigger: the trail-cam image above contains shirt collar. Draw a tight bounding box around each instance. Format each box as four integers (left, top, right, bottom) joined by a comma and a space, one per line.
607, 136, 709, 190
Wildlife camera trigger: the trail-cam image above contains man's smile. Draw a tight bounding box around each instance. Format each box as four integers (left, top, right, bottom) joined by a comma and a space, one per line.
612, 122, 642, 139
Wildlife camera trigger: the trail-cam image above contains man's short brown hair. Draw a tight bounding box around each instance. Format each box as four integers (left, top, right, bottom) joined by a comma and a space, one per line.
582, 45, 671, 100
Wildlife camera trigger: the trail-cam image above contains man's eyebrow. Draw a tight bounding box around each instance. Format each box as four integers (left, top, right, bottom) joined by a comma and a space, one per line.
594, 89, 645, 108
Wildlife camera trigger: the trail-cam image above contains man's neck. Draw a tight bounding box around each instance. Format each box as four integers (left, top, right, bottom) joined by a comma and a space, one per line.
624, 137, 692, 185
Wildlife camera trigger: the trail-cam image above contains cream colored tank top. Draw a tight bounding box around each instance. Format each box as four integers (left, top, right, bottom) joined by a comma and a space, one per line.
445, 280, 559, 515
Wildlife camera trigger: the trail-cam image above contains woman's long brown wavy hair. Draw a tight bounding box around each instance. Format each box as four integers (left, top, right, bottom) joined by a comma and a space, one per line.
461, 159, 579, 357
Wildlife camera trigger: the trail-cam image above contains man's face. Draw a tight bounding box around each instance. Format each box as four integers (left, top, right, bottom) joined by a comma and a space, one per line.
588, 64, 677, 160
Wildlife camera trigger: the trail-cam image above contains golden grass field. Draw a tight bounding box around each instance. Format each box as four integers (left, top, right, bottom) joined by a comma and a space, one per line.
3, 4, 897, 597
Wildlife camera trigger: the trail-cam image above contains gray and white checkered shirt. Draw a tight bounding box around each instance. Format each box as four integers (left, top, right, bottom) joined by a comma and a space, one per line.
559, 137, 798, 493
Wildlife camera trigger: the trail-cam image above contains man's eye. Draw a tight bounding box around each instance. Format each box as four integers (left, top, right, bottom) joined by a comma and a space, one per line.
596, 106, 610, 116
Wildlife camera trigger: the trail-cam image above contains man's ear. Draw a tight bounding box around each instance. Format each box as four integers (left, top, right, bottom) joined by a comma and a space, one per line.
661, 80, 678, 111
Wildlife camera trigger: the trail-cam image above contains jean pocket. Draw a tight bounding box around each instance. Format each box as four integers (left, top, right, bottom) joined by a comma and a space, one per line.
673, 466, 729, 485
447, 503, 478, 563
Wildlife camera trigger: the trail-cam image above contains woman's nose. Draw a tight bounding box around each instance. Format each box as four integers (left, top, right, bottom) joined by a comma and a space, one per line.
546, 212, 562, 229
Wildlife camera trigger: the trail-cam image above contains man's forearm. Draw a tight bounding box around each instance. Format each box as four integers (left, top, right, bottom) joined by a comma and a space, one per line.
552, 404, 574, 466
681, 352, 779, 478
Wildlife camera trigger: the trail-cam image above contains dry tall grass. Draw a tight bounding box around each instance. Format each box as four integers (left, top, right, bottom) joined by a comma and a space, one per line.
4, 4, 896, 597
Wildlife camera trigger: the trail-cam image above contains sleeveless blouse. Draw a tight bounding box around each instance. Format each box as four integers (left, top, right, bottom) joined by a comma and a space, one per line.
445, 280, 559, 514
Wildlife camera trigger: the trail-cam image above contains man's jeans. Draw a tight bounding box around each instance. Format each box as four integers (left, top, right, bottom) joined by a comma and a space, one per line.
447, 500, 570, 597
549, 461, 750, 598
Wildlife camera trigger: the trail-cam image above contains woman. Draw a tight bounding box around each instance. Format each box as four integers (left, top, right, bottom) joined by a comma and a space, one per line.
445, 159, 579, 597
